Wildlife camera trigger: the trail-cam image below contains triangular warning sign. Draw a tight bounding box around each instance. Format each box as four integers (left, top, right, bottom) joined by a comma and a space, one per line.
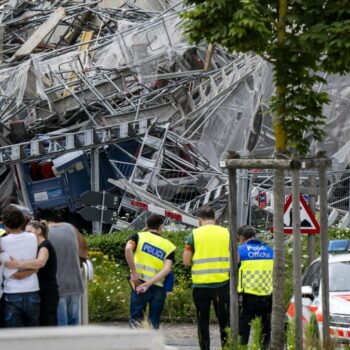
283, 194, 320, 234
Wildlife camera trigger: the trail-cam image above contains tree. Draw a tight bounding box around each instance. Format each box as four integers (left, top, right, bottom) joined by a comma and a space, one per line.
182, 0, 350, 348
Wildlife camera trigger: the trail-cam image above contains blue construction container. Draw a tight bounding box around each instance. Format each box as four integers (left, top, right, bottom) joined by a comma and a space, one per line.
23, 151, 91, 212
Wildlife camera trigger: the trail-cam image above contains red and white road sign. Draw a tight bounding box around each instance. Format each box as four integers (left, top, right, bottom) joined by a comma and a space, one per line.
283, 194, 320, 234
130, 200, 199, 227
257, 192, 267, 209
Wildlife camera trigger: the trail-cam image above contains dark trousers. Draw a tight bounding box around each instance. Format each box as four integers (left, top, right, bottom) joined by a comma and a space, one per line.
39, 288, 59, 326
193, 284, 230, 350
129, 285, 166, 329
0, 295, 4, 328
239, 293, 272, 348
3, 291, 40, 327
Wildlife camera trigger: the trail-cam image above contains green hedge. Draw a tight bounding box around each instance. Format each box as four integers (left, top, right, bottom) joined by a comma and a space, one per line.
87, 230, 195, 322
87, 230, 192, 285
86, 228, 350, 322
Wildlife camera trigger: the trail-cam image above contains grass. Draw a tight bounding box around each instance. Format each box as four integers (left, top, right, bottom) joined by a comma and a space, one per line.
88, 251, 130, 321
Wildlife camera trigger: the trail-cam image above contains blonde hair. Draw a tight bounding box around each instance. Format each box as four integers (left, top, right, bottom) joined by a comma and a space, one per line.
27, 220, 49, 239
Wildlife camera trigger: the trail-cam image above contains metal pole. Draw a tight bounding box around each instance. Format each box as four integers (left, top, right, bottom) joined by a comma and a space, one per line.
0, 25, 4, 64
292, 168, 303, 350
99, 190, 106, 234
90, 148, 101, 235
14, 164, 33, 213
307, 175, 316, 264
237, 169, 249, 226
228, 167, 239, 345
319, 164, 330, 348
81, 263, 89, 325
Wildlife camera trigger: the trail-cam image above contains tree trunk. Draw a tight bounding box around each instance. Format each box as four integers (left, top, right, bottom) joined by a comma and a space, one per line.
270, 1, 288, 345
270, 168, 285, 350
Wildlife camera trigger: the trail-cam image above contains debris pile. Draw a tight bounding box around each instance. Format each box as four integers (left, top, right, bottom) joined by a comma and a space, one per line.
1, 1, 350, 231
0, 0, 288, 230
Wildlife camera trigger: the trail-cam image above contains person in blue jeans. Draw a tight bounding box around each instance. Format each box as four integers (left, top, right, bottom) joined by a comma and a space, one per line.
0, 206, 40, 327
125, 214, 176, 329
35, 208, 88, 326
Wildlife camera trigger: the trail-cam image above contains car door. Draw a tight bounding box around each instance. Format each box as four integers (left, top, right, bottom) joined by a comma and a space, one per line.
301, 261, 321, 323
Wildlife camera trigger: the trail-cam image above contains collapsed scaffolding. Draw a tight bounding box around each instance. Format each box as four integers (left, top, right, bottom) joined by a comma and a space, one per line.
1, 0, 350, 231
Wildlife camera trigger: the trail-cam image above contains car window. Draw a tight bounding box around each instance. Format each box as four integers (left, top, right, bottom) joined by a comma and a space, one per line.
329, 262, 350, 292
311, 264, 321, 296
302, 261, 320, 288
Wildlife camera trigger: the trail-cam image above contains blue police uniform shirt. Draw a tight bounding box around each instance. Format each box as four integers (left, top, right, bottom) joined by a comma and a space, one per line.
239, 239, 273, 263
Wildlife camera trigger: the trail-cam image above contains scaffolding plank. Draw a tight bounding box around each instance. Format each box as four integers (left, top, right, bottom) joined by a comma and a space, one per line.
15, 7, 66, 59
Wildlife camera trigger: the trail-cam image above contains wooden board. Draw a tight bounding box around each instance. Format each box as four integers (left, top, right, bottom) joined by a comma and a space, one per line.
15, 7, 66, 59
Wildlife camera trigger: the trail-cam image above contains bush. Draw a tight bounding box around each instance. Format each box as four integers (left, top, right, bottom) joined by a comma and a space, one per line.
87, 230, 194, 322
88, 232, 133, 266
163, 274, 195, 321
88, 251, 130, 321
87, 230, 192, 284
87, 227, 350, 323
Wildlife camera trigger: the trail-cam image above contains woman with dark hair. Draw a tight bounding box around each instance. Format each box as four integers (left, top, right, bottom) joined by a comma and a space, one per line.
6, 220, 59, 326
0, 206, 40, 327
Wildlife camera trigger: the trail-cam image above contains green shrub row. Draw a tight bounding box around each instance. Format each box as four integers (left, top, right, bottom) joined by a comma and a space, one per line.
87, 230, 195, 322
86, 228, 350, 323
87, 230, 192, 284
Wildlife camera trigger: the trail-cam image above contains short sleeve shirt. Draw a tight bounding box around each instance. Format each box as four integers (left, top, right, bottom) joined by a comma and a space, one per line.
184, 232, 194, 251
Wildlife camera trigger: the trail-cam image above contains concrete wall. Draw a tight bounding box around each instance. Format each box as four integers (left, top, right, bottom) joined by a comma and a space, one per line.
0, 326, 166, 350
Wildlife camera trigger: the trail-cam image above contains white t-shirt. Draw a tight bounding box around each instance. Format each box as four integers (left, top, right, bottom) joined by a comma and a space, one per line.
0, 252, 16, 298
0, 232, 39, 293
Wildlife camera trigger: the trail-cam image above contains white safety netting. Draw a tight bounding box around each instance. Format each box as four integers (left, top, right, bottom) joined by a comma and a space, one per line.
0, 63, 30, 101
0, 61, 30, 120
95, 12, 192, 82
32, 50, 92, 107
318, 74, 350, 169
191, 58, 274, 166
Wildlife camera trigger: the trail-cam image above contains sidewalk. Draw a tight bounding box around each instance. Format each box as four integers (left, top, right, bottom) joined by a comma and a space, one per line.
109, 321, 222, 350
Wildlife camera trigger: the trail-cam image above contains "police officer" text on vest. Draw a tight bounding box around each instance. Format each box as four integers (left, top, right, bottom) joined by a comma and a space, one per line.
246, 245, 272, 259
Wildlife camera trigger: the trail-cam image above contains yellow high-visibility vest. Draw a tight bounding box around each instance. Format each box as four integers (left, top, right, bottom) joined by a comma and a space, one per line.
134, 231, 176, 287
191, 225, 230, 284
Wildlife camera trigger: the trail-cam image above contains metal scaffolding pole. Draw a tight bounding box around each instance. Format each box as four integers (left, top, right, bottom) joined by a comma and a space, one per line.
292, 167, 303, 350
90, 148, 101, 235
319, 159, 330, 348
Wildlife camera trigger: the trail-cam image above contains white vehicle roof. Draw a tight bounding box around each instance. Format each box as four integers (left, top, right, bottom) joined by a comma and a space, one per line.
329, 253, 350, 263
312, 253, 350, 264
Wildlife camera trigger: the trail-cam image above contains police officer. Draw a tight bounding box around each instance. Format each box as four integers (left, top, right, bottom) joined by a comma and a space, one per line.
125, 214, 176, 329
183, 206, 230, 350
238, 225, 273, 348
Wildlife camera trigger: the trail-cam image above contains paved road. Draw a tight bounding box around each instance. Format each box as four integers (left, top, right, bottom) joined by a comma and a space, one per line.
108, 321, 222, 350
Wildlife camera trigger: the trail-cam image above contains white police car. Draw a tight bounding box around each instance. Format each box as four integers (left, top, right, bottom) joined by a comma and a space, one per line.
287, 240, 350, 342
